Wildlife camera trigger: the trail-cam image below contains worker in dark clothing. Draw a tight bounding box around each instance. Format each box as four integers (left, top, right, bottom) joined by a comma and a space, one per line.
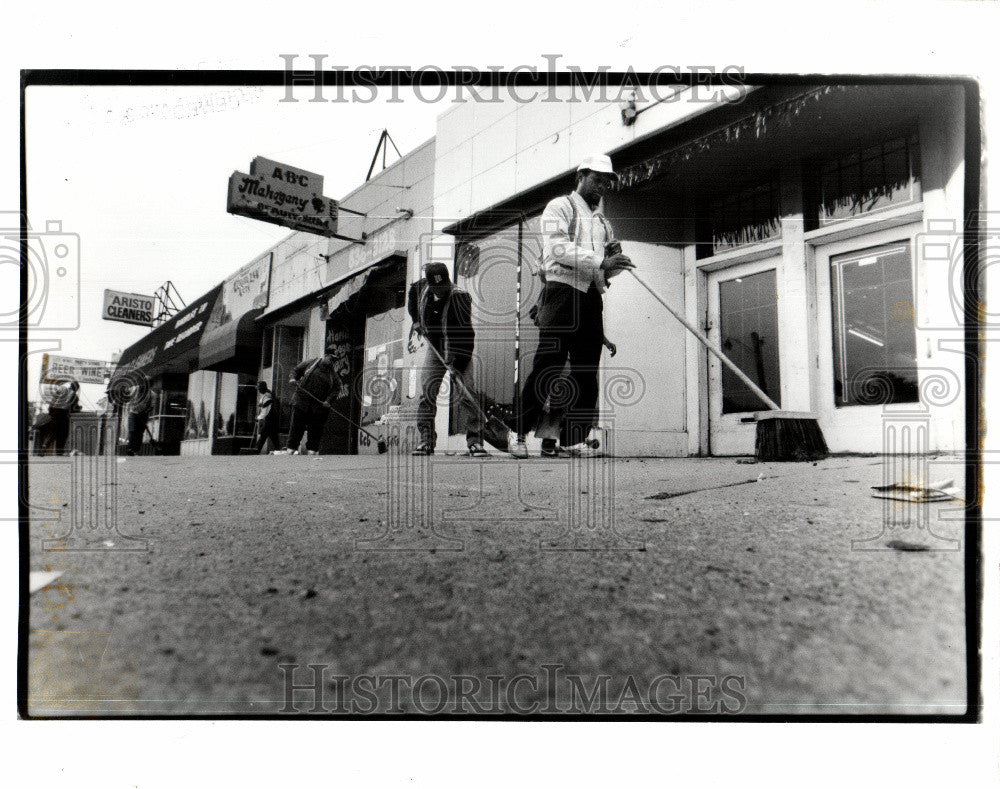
126, 387, 153, 456
276, 346, 350, 455
407, 262, 485, 456
253, 381, 281, 453
49, 380, 81, 456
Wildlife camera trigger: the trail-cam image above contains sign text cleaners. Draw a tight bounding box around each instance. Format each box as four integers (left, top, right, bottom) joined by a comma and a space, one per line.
103, 289, 155, 326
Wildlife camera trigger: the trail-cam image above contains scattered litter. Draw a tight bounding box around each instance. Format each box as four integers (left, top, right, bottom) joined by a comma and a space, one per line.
116, 458, 126, 464
887, 540, 931, 552
871, 479, 962, 503
300, 589, 317, 600
29, 571, 64, 594
102, 541, 115, 548
646, 478, 760, 500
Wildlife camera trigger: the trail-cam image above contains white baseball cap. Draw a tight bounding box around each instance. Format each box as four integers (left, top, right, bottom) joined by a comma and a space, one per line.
577, 154, 616, 175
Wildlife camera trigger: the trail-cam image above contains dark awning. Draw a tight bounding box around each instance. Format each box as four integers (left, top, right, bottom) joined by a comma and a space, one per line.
114, 284, 223, 380
323, 255, 406, 319
199, 307, 265, 372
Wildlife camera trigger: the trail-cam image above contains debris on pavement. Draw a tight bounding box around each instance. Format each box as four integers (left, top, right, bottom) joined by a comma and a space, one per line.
29, 570, 65, 594
886, 540, 931, 552
871, 478, 962, 503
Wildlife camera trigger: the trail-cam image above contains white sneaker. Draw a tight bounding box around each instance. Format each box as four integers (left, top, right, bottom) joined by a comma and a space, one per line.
565, 440, 602, 458
271, 448, 294, 455
306, 450, 319, 455
508, 433, 529, 459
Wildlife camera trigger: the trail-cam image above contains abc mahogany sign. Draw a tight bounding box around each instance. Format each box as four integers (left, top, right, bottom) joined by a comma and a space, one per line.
227, 157, 339, 237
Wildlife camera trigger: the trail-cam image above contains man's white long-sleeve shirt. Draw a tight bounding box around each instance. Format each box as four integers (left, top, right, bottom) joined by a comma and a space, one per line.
539, 191, 612, 294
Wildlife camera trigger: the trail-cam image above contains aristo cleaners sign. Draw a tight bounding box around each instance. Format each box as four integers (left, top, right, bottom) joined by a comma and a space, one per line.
103, 289, 155, 326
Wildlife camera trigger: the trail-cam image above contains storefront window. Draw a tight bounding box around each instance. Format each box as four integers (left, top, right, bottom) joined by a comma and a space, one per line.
813, 134, 921, 227
718, 269, 782, 414
359, 267, 406, 428
184, 370, 215, 440
831, 242, 918, 406
214, 373, 257, 438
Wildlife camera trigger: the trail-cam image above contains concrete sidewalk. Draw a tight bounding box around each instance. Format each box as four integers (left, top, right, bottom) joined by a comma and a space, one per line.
25, 453, 968, 716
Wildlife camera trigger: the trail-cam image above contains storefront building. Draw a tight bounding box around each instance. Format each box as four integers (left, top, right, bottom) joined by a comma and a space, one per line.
115, 140, 435, 456
181, 253, 274, 456
113, 252, 273, 456
255, 138, 436, 454
113, 284, 223, 455
425, 83, 970, 456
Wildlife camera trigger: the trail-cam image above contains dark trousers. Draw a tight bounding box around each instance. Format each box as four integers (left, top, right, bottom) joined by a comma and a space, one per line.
50, 408, 71, 455
416, 344, 484, 448
254, 416, 281, 453
518, 282, 603, 447
286, 405, 328, 452
127, 411, 149, 455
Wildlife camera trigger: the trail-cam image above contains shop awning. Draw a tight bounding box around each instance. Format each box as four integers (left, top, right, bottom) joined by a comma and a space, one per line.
199, 308, 265, 372
114, 284, 223, 380
323, 255, 406, 319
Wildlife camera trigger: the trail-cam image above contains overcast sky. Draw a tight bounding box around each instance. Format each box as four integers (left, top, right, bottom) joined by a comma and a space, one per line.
21, 84, 444, 405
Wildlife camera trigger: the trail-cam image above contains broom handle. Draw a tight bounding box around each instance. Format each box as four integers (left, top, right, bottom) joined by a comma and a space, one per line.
626, 269, 780, 411
422, 339, 495, 427
293, 381, 384, 444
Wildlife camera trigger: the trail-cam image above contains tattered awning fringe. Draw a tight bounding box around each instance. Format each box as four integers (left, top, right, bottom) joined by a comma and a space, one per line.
615, 86, 850, 191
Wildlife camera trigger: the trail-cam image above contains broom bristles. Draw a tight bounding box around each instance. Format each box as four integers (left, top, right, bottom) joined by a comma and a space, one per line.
755, 416, 829, 462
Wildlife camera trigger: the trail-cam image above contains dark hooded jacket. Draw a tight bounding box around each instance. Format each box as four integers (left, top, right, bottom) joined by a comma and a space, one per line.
407, 279, 475, 371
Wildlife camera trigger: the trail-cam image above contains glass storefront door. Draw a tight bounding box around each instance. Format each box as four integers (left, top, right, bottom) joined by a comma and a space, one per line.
707, 258, 782, 455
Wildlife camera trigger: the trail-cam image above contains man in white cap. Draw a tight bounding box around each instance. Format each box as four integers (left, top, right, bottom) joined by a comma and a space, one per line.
510, 154, 633, 458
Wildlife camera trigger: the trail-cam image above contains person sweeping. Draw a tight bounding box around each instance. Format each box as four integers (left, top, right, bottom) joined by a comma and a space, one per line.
509, 154, 634, 459
275, 344, 350, 455
407, 262, 486, 456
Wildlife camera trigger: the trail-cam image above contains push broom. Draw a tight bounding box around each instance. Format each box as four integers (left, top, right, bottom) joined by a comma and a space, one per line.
626, 268, 828, 461
292, 382, 388, 454
422, 339, 511, 452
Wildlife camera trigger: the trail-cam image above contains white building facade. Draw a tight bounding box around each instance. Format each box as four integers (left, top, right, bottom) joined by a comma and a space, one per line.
425, 82, 971, 457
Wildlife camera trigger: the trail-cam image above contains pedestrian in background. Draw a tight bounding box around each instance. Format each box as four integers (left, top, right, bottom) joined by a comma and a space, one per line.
254, 381, 280, 454
126, 386, 153, 456
48, 379, 81, 456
